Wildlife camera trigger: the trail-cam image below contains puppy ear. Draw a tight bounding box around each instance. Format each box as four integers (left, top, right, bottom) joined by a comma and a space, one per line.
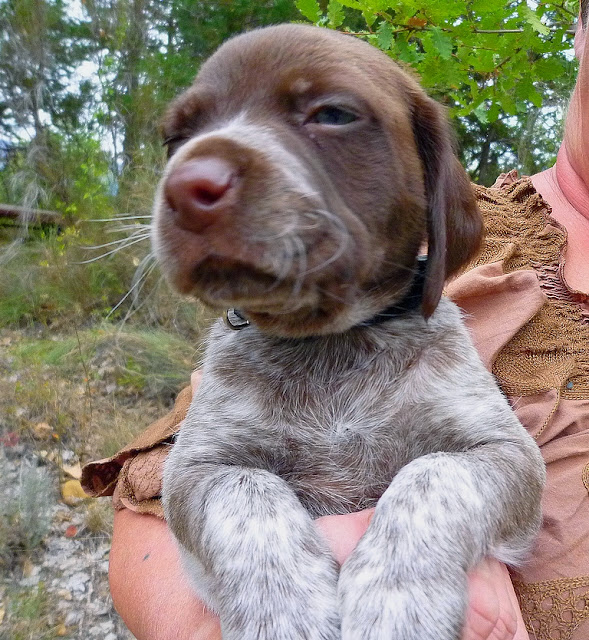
410, 92, 483, 317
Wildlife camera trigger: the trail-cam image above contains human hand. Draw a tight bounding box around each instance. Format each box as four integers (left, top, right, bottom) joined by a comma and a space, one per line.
316, 509, 527, 640
111, 508, 525, 640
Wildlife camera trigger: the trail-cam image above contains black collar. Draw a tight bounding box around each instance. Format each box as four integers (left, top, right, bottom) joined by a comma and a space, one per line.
359, 255, 427, 327
223, 256, 428, 331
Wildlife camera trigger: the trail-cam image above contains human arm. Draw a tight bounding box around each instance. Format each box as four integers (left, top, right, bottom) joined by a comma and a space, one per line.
109, 507, 526, 640
109, 509, 221, 640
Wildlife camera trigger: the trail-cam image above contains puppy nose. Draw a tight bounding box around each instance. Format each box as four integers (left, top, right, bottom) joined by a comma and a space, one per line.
164, 157, 238, 233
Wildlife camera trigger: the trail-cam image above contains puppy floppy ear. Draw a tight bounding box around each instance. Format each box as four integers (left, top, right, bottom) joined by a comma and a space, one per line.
410, 92, 483, 317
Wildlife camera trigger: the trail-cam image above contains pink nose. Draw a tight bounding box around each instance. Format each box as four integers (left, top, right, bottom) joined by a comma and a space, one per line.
164, 157, 238, 233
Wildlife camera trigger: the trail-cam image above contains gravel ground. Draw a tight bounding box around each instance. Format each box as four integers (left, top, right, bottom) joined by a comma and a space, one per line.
0, 444, 134, 640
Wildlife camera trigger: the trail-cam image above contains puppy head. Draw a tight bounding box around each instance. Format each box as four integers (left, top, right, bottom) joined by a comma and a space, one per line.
153, 24, 481, 337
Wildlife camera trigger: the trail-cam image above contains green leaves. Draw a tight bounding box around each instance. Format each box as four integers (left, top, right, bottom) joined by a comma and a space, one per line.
295, 0, 579, 181
522, 5, 550, 36
429, 27, 453, 61
327, 1, 346, 28
535, 56, 567, 82
295, 0, 577, 118
296, 0, 321, 23
377, 21, 393, 50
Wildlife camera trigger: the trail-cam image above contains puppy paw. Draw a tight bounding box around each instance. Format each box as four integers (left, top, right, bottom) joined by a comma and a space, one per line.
338, 543, 466, 640
217, 542, 341, 640
222, 601, 340, 640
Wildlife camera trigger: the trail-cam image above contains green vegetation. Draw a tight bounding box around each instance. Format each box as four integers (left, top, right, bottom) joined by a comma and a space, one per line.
0, 463, 52, 567
0, 584, 56, 640
10, 327, 199, 396
297, 0, 579, 182
0, 324, 202, 457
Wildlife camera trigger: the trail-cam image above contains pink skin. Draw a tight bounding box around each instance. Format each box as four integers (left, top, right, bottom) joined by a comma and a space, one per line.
531, 15, 589, 291
109, 14, 588, 639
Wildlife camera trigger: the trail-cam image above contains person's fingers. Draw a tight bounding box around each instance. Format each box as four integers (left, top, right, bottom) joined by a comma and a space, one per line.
464, 558, 501, 640
315, 509, 374, 565
500, 562, 529, 640
315, 515, 527, 640
190, 369, 203, 391
463, 558, 526, 640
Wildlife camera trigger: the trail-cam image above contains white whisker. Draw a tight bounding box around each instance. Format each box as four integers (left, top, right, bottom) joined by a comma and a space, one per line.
86, 214, 153, 222
108, 255, 158, 319
303, 209, 350, 276
291, 234, 308, 297
83, 233, 151, 251
75, 235, 150, 263
270, 237, 295, 290
107, 223, 153, 233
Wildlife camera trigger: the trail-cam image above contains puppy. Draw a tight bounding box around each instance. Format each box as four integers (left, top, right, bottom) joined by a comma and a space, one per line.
153, 24, 544, 640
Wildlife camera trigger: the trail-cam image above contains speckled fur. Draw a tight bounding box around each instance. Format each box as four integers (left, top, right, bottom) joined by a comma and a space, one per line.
155, 24, 545, 640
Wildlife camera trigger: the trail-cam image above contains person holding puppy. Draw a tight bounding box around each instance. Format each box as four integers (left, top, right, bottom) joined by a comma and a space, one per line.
83, 4, 589, 639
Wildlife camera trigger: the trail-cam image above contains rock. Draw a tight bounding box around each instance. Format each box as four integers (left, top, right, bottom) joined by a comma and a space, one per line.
19, 574, 42, 587
61, 462, 82, 480
20, 561, 41, 587
90, 602, 110, 616
22, 558, 38, 578
64, 610, 82, 625
57, 588, 73, 601
89, 620, 114, 636
65, 571, 90, 594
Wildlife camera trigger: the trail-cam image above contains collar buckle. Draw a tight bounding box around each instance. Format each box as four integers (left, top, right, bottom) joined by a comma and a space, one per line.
224, 308, 251, 330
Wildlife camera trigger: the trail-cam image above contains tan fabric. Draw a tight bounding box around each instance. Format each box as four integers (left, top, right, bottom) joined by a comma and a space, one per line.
81, 385, 192, 516
82, 173, 589, 639
513, 576, 589, 640
448, 175, 589, 640
446, 262, 547, 370
112, 446, 171, 517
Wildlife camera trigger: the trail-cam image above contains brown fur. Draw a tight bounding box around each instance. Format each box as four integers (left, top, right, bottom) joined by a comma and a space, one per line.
154, 24, 482, 333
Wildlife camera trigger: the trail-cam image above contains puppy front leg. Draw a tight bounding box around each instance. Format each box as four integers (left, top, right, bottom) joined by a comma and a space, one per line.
163, 463, 340, 640
338, 443, 544, 640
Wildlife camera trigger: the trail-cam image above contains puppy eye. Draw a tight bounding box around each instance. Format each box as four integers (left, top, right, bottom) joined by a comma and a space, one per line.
163, 135, 186, 157
308, 106, 358, 126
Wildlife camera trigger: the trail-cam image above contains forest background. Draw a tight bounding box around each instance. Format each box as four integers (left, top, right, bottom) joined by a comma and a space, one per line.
0, 0, 581, 638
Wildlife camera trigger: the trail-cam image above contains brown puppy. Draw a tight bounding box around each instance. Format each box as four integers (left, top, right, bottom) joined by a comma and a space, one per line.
154, 24, 482, 335
154, 24, 544, 640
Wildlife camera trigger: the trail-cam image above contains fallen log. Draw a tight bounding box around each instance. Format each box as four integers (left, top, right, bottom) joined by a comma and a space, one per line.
0, 203, 63, 227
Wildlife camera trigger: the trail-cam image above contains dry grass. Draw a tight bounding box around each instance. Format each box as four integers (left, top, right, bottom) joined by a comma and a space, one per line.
0, 209, 216, 638
0, 323, 207, 461
0, 583, 59, 640
84, 500, 114, 536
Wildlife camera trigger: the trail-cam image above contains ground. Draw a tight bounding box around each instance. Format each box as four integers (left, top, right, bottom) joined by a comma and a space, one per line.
0, 323, 201, 640
1, 445, 133, 640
